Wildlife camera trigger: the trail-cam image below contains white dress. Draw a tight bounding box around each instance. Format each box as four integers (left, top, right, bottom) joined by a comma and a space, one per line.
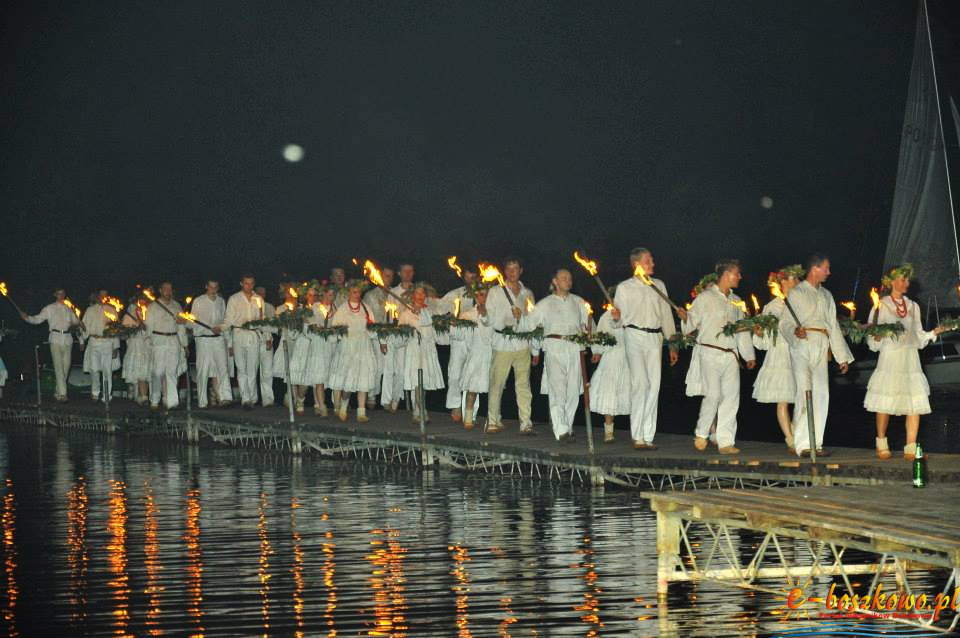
399, 307, 445, 391
121, 313, 152, 383
589, 311, 631, 416
864, 296, 936, 416
457, 307, 493, 394
327, 302, 379, 392
289, 303, 335, 386
751, 298, 795, 403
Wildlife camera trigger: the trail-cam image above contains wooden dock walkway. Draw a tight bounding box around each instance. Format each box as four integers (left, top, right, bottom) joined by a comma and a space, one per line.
645, 485, 960, 633
2, 398, 958, 489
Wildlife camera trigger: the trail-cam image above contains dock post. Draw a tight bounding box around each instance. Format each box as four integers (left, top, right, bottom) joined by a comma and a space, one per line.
291, 424, 302, 454
656, 508, 681, 601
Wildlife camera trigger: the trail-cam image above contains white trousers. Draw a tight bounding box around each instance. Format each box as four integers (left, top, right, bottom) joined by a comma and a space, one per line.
50, 343, 72, 398
380, 344, 406, 406
624, 332, 663, 443
150, 341, 182, 408
234, 343, 260, 404
195, 336, 232, 407
87, 340, 115, 400
790, 350, 830, 453
445, 340, 469, 409
543, 348, 582, 440
694, 351, 740, 448
259, 341, 275, 405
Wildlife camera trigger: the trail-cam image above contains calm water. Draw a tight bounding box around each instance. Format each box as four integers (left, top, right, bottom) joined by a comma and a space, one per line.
0, 425, 951, 637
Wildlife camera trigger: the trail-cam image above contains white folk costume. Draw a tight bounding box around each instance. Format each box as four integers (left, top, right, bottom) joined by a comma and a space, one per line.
121, 311, 151, 386
613, 276, 677, 444
525, 293, 590, 440
297, 302, 336, 387
398, 306, 445, 399
190, 294, 233, 407
589, 310, 631, 416
441, 285, 476, 411
145, 298, 188, 409
864, 295, 936, 416
486, 283, 536, 428
258, 301, 276, 405
380, 283, 413, 409
328, 300, 379, 393
224, 291, 265, 405
457, 306, 493, 394
81, 303, 121, 401
751, 298, 795, 404
683, 285, 755, 449
25, 301, 80, 400
363, 286, 389, 402
779, 280, 854, 454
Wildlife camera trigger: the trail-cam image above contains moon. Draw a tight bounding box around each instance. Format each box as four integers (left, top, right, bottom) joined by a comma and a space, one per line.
760, 196, 774, 209
283, 144, 304, 163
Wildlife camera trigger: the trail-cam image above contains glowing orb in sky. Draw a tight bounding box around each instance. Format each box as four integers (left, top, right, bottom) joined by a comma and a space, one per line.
283, 144, 304, 162
760, 196, 773, 209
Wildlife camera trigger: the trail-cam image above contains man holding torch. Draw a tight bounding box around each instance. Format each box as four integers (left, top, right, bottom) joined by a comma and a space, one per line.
190, 280, 233, 408
145, 282, 188, 410
224, 274, 264, 409
441, 264, 478, 422
486, 257, 536, 434
363, 266, 394, 410
613, 248, 684, 450
80, 291, 121, 403
21, 287, 81, 402
778, 254, 853, 457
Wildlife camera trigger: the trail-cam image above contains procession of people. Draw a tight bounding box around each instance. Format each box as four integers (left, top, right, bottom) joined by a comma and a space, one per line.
3, 249, 946, 461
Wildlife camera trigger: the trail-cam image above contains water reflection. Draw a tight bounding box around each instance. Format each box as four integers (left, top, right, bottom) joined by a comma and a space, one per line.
449, 544, 471, 637
183, 485, 204, 637
289, 497, 305, 638
2, 478, 17, 638
105, 480, 130, 637
321, 512, 337, 637
366, 528, 408, 637
142, 483, 163, 636
66, 478, 88, 626
257, 492, 273, 636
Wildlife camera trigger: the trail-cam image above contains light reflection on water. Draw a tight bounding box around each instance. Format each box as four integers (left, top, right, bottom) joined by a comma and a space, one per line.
0, 424, 952, 636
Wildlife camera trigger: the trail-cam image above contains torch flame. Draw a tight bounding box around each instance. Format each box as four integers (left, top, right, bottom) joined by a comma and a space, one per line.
633, 264, 653, 286
478, 263, 506, 288
285, 301, 294, 311
767, 279, 785, 300
316, 303, 329, 319
384, 301, 398, 320
603, 302, 613, 311
178, 311, 198, 323
103, 310, 118, 322
351, 257, 359, 266
685, 302, 693, 311
573, 251, 598, 277
185, 296, 193, 305
104, 296, 124, 312
137, 301, 148, 321
0, 282, 7, 296
525, 297, 535, 313
453, 297, 461, 318
841, 301, 857, 318
869, 287, 881, 311
447, 256, 463, 279
288, 287, 299, 299
63, 298, 81, 318
363, 260, 386, 288
142, 289, 156, 301
254, 296, 263, 309
751, 294, 760, 313
730, 299, 748, 315
584, 301, 593, 315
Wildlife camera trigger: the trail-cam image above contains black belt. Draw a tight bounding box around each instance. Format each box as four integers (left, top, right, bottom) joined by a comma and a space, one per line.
152, 331, 177, 336
627, 325, 662, 334
51, 328, 71, 334
194, 334, 220, 338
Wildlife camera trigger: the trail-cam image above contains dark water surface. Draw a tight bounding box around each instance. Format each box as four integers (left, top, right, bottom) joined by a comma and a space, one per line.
0, 425, 951, 637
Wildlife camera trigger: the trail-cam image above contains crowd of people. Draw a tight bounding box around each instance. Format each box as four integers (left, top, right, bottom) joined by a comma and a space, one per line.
5, 249, 943, 460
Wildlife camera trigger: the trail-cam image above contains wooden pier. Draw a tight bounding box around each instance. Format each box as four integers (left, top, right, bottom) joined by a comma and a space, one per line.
1, 398, 958, 489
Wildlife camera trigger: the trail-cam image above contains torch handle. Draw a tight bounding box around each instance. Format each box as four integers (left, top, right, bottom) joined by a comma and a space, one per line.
5, 296, 26, 317
783, 297, 803, 327
500, 284, 517, 308
382, 286, 416, 313
592, 276, 615, 306
647, 281, 682, 313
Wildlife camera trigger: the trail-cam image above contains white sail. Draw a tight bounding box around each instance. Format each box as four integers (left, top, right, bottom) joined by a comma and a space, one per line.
883, 0, 959, 302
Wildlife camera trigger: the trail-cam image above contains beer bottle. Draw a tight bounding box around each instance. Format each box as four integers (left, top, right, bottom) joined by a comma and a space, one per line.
912, 442, 926, 488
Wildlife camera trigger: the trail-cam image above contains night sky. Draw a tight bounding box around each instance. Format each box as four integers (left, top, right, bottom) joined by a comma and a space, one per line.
2, 0, 959, 312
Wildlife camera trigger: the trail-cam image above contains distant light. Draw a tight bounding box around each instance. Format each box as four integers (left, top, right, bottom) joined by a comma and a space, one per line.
760, 196, 773, 209
283, 144, 304, 163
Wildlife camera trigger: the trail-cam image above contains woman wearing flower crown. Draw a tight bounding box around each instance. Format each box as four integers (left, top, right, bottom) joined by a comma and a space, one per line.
328, 280, 380, 422
399, 283, 445, 423
864, 264, 945, 460
752, 265, 804, 452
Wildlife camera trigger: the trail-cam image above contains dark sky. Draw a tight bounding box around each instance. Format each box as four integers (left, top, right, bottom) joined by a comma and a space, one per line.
2, 0, 958, 312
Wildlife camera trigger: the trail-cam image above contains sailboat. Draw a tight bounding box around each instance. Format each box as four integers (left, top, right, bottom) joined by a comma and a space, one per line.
842, 0, 960, 389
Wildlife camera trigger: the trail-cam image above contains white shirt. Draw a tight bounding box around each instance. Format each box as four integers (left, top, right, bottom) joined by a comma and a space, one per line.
81, 304, 120, 346
779, 280, 854, 364
363, 287, 390, 323
613, 276, 677, 341
684, 285, 755, 360
190, 294, 226, 337
440, 285, 476, 316
224, 291, 265, 345
145, 298, 188, 346
525, 293, 590, 356
486, 282, 536, 352
26, 301, 80, 345
867, 295, 936, 353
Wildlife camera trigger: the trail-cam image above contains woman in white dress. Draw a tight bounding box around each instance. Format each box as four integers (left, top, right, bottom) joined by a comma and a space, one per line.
121, 295, 152, 405
752, 266, 803, 452
457, 284, 493, 430
328, 280, 379, 422
589, 295, 630, 443
286, 285, 324, 414
306, 286, 338, 415
272, 285, 301, 408
399, 283, 445, 424
865, 264, 944, 460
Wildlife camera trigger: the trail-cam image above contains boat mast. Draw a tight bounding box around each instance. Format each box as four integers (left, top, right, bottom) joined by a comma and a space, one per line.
923, 0, 960, 282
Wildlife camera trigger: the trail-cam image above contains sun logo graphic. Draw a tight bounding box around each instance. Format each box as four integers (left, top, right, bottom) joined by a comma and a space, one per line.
772, 576, 822, 623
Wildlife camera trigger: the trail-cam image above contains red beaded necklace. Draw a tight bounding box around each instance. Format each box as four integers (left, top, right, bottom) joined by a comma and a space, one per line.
891, 295, 908, 318
348, 300, 362, 313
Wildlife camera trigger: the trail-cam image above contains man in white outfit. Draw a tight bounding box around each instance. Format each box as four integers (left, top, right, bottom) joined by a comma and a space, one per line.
224, 274, 264, 409
255, 285, 276, 406
80, 291, 121, 402
613, 248, 684, 449
778, 254, 853, 457
21, 287, 81, 401
525, 269, 590, 441
145, 282, 188, 409
190, 280, 232, 408
441, 268, 478, 422
684, 260, 756, 454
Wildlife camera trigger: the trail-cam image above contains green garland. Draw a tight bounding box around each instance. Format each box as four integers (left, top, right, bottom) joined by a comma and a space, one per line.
466, 281, 494, 298
243, 306, 314, 332
937, 316, 960, 333
720, 314, 780, 345
839, 318, 906, 345
103, 323, 145, 340
566, 331, 617, 347
497, 325, 544, 341
690, 273, 718, 298
768, 264, 805, 285
367, 323, 416, 340
308, 325, 348, 340
881, 263, 915, 289
432, 313, 478, 334
667, 331, 698, 352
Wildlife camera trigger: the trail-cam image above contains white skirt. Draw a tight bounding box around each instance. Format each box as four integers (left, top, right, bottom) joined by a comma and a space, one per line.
123, 335, 152, 382
589, 347, 631, 415
864, 347, 931, 416
752, 342, 795, 404
327, 336, 379, 392
289, 333, 334, 386
459, 342, 492, 394
403, 337, 445, 391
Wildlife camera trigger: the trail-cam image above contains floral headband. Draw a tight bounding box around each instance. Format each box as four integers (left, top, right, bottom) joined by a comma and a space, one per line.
881, 263, 914, 288
767, 264, 805, 285
690, 273, 719, 298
